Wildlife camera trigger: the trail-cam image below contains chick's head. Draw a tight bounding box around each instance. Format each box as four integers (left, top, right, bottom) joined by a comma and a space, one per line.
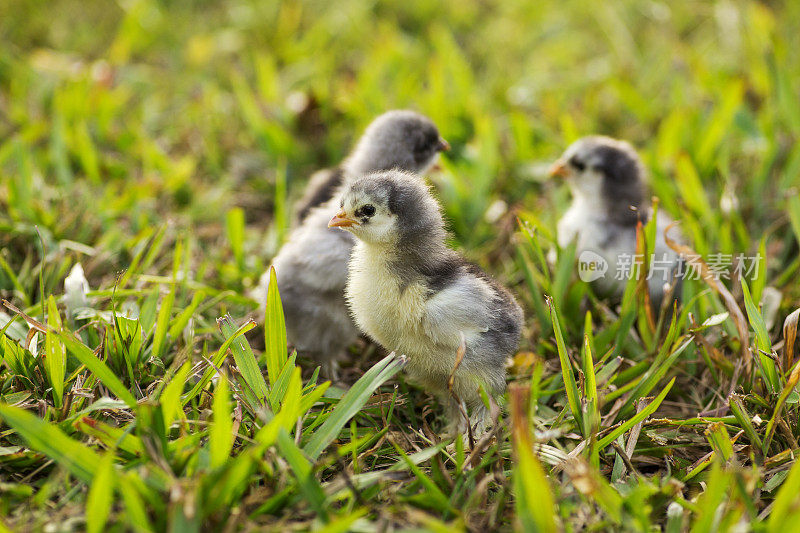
328, 170, 445, 247
550, 136, 646, 222
349, 110, 449, 175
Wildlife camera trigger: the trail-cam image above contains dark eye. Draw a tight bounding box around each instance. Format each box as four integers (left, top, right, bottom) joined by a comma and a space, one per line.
361, 204, 376, 217
569, 157, 586, 172
417, 131, 438, 152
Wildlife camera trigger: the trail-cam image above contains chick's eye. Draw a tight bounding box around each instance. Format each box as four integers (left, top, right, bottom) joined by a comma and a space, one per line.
361, 204, 376, 217
570, 157, 586, 172
417, 131, 437, 153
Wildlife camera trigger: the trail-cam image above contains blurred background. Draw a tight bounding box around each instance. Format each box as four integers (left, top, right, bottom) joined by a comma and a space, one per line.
1, 0, 799, 323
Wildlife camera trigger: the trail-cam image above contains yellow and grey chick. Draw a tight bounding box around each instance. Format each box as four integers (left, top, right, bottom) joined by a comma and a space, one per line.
550, 136, 683, 306
329, 170, 523, 435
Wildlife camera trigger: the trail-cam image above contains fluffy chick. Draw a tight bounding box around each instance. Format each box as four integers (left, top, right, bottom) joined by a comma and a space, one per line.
294, 110, 449, 223
253, 111, 447, 378
328, 170, 523, 435
550, 136, 682, 305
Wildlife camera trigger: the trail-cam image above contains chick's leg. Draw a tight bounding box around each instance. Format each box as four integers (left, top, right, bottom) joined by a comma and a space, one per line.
317, 355, 340, 382
442, 397, 469, 438
450, 373, 497, 438
467, 402, 491, 437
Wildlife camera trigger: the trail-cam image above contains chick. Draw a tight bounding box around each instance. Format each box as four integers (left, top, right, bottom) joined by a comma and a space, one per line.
550, 136, 682, 305
328, 170, 523, 435
253, 111, 448, 378
294, 110, 450, 223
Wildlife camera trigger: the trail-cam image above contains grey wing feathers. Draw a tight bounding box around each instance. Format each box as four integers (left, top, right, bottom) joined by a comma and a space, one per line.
422, 276, 493, 347
294, 167, 345, 224
274, 201, 354, 294
484, 284, 524, 355
462, 264, 524, 364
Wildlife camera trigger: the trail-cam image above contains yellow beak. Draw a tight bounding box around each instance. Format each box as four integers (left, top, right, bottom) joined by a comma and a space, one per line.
328, 209, 359, 228
548, 160, 569, 178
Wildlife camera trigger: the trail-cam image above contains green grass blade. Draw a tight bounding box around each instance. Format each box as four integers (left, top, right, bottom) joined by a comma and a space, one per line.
548, 297, 583, 433
86, 453, 116, 533
768, 458, 800, 530
167, 290, 206, 340
704, 422, 733, 463
304, 352, 402, 460
151, 285, 175, 360
728, 394, 762, 452
115, 228, 155, 291
567, 459, 623, 523
276, 429, 329, 522
160, 362, 190, 427
202, 452, 256, 516
268, 352, 298, 411
582, 331, 598, 408
552, 241, 576, 308
597, 377, 675, 449
581, 333, 599, 455
0, 403, 100, 482
299, 380, 330, 417
219, 315, 269, 402
741, 276, 780, 393
118, 473, 154, 533
44, 296, 66, 409
57, 330, 137, 408
509, 386, 558, 533
763, 362, 800, 454
393, 442, 453, 512
210, 374, 234, 469
788, 195, 800, 245
183, 319, 256, 405
689, 464, 731, 533
277, 366, 303, 431
264, 266, 288, 386
225, 207, 246, 272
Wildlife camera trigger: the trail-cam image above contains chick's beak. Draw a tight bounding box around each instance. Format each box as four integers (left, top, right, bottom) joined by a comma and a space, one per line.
548, 160, 569, 179
328, 209, 359, 228
437, 137, 450, 152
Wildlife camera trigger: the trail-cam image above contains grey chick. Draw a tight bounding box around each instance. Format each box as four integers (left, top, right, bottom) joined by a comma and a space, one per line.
328, 170, 523, 435
550, 136, 682, 305
294, 110, 450, 223
253, 111, 448, 378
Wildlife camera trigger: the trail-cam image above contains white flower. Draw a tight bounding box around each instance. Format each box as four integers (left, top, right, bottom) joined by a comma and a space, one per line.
64, 263, 90, 321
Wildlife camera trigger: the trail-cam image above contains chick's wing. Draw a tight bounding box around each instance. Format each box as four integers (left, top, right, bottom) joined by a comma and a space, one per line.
421, 276, 493, 347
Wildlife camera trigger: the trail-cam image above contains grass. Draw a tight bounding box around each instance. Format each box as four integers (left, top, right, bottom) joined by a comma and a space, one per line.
2, 0, 800, 530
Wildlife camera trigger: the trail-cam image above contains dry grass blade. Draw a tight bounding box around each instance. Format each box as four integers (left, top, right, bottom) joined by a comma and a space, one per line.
764, 361, 800, 453
782, 308, 800, 371
664, 222, 752, 381
2, 300, 47, 333
447, 332, 467, 393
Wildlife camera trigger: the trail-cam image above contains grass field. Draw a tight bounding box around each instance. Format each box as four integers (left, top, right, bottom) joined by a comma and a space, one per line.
2, 0, 800, 530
